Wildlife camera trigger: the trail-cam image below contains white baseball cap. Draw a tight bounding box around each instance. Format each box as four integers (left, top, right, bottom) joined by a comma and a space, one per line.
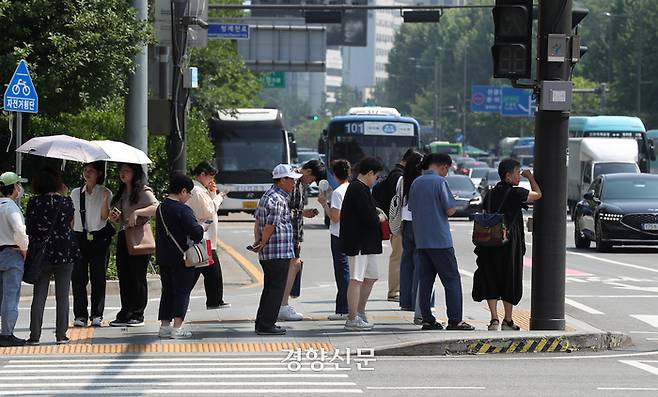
272, 164, 303, 180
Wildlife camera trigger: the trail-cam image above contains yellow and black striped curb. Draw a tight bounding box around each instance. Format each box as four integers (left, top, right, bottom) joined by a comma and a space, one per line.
374, 332, 631, 356
467, 337, 571, 354
0, 341, 334, 356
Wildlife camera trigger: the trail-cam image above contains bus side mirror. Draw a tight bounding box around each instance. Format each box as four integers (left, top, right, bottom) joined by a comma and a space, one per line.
649, 139, 656, 161
289, 131, 298, 160
318, 129, 327, 154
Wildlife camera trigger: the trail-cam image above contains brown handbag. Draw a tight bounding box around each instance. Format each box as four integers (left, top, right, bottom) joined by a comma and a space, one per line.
124, 221, 155, 256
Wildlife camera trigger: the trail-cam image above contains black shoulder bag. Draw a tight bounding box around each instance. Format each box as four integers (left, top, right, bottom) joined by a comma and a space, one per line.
80, 187, 115, 241
23, 197, 62, 284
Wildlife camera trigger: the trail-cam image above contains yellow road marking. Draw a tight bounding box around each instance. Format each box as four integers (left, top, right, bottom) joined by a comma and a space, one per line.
0, 341, 333, 355
217, 239, 264, 285
521, 340, 535, 353
547, 338, 561, 352
534, 339, 548, 352
478, 343, 491, 354
506, 342, 519, 353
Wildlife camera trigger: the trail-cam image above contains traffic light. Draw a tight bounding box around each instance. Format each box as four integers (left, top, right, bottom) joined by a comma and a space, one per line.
491, 0, 533, 79
571, 6, 589, 64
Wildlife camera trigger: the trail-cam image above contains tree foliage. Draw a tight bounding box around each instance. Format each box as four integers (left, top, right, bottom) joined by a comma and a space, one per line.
0, 0, 150, 115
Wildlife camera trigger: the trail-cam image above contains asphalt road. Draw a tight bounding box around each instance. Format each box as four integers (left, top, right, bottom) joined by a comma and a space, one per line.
4, 198, 658, 396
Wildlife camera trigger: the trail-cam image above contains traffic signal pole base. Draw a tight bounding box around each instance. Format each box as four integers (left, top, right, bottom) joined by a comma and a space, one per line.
529, 318, 566, 331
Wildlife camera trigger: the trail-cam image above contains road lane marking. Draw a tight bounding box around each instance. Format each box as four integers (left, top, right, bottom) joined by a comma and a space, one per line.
0, 382, 358, 388
522, 257, 593, 277
0, 367, 340, 374
567, 295, 658, 298
0, 389, 363, 395
598, 387, 658, 391
0, 374, 350, 380
366, 387, 485, 390
568, 251, 658, 274
630, 315, 658, 328
619, 360, 658, 376
564, 298, 604, 315
217, 239, 264, 285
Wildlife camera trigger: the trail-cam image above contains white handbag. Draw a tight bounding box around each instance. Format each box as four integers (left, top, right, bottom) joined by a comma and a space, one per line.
388, 177, 403, 236
157, 206, 210, 268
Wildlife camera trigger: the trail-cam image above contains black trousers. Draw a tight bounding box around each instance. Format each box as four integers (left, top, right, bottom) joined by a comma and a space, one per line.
72, 233, 111, 320
115, 230, 150, 322
193, 249, 225, 307
255, 259, 290, 331
158, 263, 197, 321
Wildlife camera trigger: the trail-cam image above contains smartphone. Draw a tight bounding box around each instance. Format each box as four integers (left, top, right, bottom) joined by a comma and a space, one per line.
312, 208, 320, 216
246, 245, 257, 252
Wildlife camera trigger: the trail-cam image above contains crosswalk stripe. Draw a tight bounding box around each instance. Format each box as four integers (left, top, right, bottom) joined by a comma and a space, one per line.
630, 315, 658, 328
0, 389, 363, 395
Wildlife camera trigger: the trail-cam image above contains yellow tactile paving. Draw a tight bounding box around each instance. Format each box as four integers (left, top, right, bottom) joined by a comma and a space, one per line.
0, 341, 333, 355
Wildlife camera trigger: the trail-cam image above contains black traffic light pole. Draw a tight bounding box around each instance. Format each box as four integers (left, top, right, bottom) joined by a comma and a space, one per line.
168, 0, 189, 174
530, 0, 573, 330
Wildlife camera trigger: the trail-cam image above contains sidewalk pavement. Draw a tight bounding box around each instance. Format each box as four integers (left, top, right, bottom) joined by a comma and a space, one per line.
6, 242, 630, 356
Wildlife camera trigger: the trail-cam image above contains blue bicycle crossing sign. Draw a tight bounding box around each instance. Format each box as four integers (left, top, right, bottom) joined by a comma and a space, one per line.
3, 60, 38, 114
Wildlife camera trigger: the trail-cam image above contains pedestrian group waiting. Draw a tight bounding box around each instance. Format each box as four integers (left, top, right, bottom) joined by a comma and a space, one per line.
0, 152, 541, 346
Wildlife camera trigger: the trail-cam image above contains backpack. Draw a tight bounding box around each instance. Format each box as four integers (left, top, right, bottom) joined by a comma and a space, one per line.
388, 177, 403, 236
471, 187, 513, 247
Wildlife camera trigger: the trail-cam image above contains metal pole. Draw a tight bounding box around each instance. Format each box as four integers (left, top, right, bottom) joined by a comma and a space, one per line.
637, 45, 641, 114
530, 0, 573, 331
169, 0, 189, 173
15, 112, 22, 176
463, 47, 467, 143
125, 0, 149, 153
438, 53, 443, 141
433, 56, 438, 141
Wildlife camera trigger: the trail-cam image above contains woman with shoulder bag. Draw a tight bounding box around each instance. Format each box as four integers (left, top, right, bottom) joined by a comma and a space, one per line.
71, 162, 114, 328
472, 159, 542, 331
25, 167, 79, 345
156, 173, 205, 339
108, 163, 158, 328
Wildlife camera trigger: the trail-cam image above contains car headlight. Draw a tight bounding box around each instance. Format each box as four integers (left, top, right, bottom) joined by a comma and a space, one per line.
599, 213, 623, 222
469, 196, 482, 205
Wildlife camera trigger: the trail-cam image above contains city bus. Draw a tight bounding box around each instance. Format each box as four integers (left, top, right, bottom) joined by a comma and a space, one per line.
569, 116, 656, 173
428, 141, 464, 156
209, 108, 296, 214
318, 107, 421, 187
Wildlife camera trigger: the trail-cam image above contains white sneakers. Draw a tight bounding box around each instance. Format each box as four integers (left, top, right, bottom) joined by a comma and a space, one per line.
328, 313, 349, 321
159, 325, 192, 339
278, 305, 304, 321
91, 317, 102, 327
344, 317, 373, 331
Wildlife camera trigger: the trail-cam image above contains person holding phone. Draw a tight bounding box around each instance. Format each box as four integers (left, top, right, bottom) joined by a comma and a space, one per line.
185, 161, 229, 310
278, 160, 326, 322
108, 163, 158, 328
70, 162, 114, 328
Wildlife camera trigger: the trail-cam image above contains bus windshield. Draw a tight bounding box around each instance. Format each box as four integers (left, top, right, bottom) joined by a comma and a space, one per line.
213, 127, 285, 183
328, 118, 419, 170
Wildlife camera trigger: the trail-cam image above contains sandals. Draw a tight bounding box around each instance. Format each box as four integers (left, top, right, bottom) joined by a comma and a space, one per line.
446, 321, 475, 331
502, 319, 520, 331
488, 319, 500, 331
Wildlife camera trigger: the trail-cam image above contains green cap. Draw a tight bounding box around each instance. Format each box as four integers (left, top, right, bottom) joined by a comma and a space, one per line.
0, 172, 27, 187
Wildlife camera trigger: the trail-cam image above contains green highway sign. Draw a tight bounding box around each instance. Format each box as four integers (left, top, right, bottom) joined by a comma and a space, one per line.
260, 71, 285, 88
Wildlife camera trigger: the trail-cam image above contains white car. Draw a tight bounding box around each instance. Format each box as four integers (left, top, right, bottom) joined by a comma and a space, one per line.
469, 168, 492, 189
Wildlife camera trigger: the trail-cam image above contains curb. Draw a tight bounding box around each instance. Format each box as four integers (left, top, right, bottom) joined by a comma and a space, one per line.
373, 331, 632, 356
217, 238, 264, 285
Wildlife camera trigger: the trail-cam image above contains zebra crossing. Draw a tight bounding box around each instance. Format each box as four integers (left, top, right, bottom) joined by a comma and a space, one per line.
0, 355, 364, 395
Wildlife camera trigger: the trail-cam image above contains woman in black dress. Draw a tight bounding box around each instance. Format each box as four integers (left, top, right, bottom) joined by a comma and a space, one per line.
472, 159, 542, 331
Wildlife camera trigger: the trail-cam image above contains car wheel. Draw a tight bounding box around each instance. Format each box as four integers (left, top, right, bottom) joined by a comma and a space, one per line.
595, 219, 612, 252
574, 218, 591, 249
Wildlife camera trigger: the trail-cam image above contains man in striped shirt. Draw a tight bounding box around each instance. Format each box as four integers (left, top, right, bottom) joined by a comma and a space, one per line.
251, 165, 302, 335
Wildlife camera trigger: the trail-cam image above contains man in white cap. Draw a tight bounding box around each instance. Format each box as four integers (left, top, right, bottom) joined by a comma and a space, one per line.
251, 164, 302, 335
0, 172, 28, 347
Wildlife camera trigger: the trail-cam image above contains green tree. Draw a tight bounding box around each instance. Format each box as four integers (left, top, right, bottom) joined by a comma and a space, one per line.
0, 0, 150, 115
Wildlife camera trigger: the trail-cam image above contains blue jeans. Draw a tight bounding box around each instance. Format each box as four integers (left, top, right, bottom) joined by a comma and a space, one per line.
0, 248, 24, 336
418, 248, 463, 325
400, 221, 434, 315
330, 235, 349, 314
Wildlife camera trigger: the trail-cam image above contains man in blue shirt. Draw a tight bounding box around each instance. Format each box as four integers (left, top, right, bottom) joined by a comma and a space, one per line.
408, 154, 474, 331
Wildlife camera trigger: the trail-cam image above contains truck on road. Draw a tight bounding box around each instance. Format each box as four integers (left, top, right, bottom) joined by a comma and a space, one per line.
567, 137, 640, 217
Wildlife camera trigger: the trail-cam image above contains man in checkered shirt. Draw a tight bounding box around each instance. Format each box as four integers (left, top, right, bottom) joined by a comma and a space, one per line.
251, 164, 302, 335
278, 160, 326, 322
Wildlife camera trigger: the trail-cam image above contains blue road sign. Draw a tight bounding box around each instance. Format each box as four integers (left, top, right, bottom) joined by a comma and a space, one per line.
208, 23, 250, 40
501, 86, 535, 117
3, 60, 38, 114
470, 85, 502, 113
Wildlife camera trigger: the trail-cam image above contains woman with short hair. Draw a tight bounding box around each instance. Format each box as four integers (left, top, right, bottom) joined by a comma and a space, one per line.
472, 159, 542, 331
156, 173, 205, 339
26, 167, 79, 345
